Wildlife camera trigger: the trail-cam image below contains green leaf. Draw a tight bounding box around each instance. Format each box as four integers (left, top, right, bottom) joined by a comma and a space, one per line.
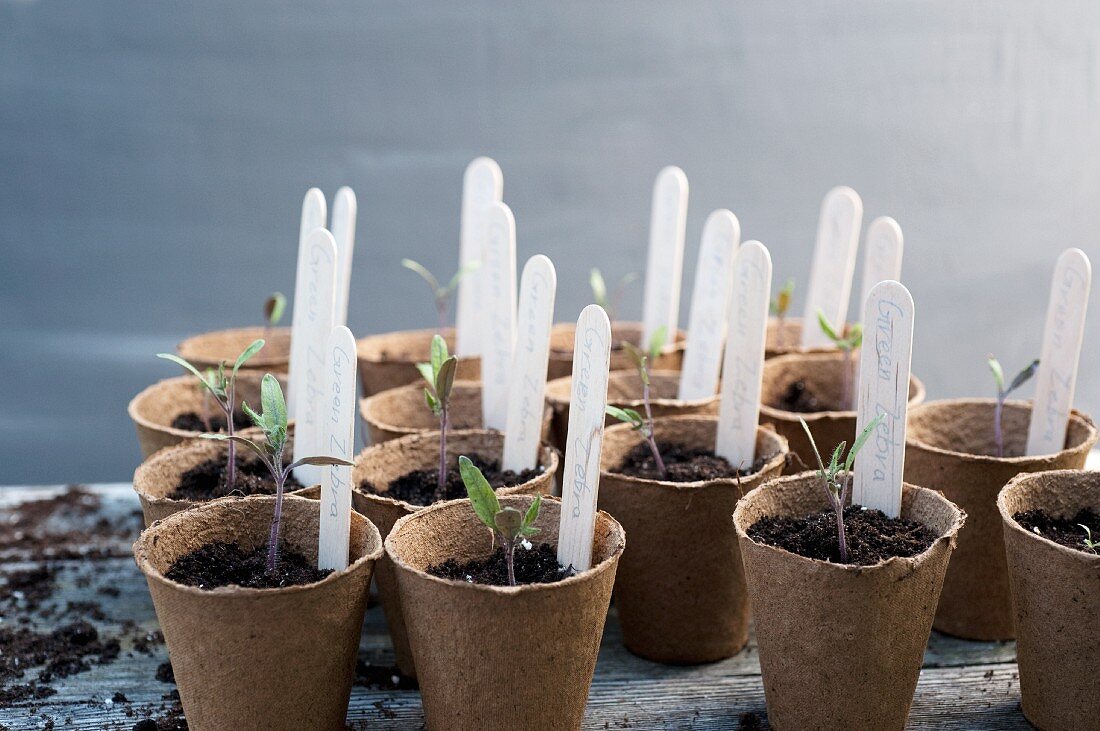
158, 353, 209, 384
605, 405, 643, 428
241, 400, 263, 429
459, 456, 499, 530
846, 413, 885, 473
522, 494, 542, 532
828, 442, 845, 474
430, 334, 448, 376
257, 374, 288, 449
816, 309, 840, 344
847, 322, 863, 350
647, 326, 668, 361
263, 292, 286, 327
987, 356, 1005, 393
799, 417, 828, 476
287, 456, 354, 470
590, 268, 607, 306
446, 261, 481, 293
1006, 359, 1040, 396
401, 258, 441, 294
201, 433, 265, 461
416, 362, 436, 389
494, 507, 524, 540
424, 388, 439, 414
233, 339, 266, 376
436, 356, 457, 402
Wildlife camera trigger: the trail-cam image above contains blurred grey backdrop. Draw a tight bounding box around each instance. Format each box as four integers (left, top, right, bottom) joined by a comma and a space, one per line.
2, 1, 1099, 484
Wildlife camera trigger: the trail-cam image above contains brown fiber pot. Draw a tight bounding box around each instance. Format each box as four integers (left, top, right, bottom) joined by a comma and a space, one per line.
355, 327, 479, 397
599, 416, 788, 663
546, 320, 686, 381
353, 429, 559, 677
132, 434, 314, 527
177, 326, 292, 371
905, 399, 1097, 640
127, 372, 288, 459
359, 380, 553, 445
386, 495, 625, 731
545, 370, 718, 455
133, 495, 382, 731
733, 474, 964, 730
998, 470, 1100, 731
759, 351, 925, 468
764, 317, 836, 359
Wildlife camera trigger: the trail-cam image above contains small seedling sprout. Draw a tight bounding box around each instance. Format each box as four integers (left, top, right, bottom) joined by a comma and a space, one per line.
460, 455, 541, 587
158, 340, 265, 493
770, 278, 795, 347
605, 326, 668, 478
1079, 524, 1099, 554
589, 268, 637, 322
263, 292, 286, 337
418, 335, 459, 501
816, 310, 863, 411
987, 356, 1040, 458
203, 374, 351, 573
799, 413, 884, 563
402, 259, 480, 330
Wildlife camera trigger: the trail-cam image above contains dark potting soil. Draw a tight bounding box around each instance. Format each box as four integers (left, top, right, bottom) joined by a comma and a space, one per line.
615, 442, 775, 483
169, 410, 251, 433
170, 455, 303, 501
748, 505, 937, 565
428, 543, 574, 586
1013, 508, 1100, 554
773, 380, 837, 413
164, 541, 332, 590
0, 620, 121, 704
366, 454, 543, 507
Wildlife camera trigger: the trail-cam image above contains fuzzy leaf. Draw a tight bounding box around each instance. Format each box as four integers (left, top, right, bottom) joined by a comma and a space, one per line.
430, 334, 448, 376
799, 417, 828, 476
605, 405, 643, 428
436, 356, 457, 402
263, 292, 286, 327
202, 433, 265, 461
987, 357, 1005, 393
233, 339, 266, 376
845, 413, 885, 473
459, 456, 499, 530
828, 442, 845, 475
494, 507, 524, 540
647, 326, 668, 361
1006, 359, 1040, 396
287, 456, 354, 471
401, 258, 441, 294
241, 400, 263, 429
522, 494, 542, 532
158, 353, 208, 384
424, 388, 440, 414
590, 268, 607, 306
416, 362, 436, 389
816, 309, 840, 344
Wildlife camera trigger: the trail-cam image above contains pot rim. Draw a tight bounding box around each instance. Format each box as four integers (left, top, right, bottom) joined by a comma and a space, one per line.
548, 320, 687, 352
997, 468, 1100, 564
733, 472, 966, 574
600, 416, 789, 491
354, 326, 477, 365
127, 374, 285, 441
133, 494, 383, 598
177, 326, 292, 368
907, 398, 1098, 464
359, 379, 551, 436
545, 370, 713, 409
384, 494, 625, 595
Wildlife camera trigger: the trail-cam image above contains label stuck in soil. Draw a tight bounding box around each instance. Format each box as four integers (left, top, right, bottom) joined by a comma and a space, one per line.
319, 326, 356, 571
858, 216, 903, 316
330, 187, 357, 328
679, 209, 739, 401
480, 201, 517, 431
557, 305, 612, 573
800, 186, 863, 347
641, 166, 689, 347
456, 157, 504, 356
503, 255, 557, 472
288, 188, 327, 415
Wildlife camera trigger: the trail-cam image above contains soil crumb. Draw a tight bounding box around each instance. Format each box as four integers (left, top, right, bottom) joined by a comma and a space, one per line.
0, 485, 140, 561
1014, 508, 1100, 555
170, 455, 303, 501
364, 454, 542, 506
0, 620, 120, 704
164, 542, 332, 590
615, 442, 775, 483
428, 543, 573, 586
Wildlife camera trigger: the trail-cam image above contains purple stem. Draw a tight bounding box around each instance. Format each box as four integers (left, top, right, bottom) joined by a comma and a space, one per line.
224, 385, 237, 492
436, 402, 449, 501
642, 380, 667, 478
837, 473, 851, 563
505, 538, 517, 587
437, 297, 448, 331
266, 468, 286, 573
994, 396, 1005, 458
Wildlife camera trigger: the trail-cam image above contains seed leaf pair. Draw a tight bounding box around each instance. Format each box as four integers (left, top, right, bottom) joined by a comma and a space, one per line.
987, 355, 1040, 457
460, 456, 541, 586
403, 258, 481, 329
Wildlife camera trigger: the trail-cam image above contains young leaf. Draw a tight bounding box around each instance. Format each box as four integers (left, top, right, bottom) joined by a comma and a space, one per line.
287, 456, 354, 470
987, 357, 1005, 393
459, 455, 500, 529
260, 374, 287, 432
264, 293, 286, 327
416, 362, 436, 389
1005, 359, 1040, 396
590, 268, 608, 307
424, 388, 440, 414
828, 442, 845, 475
522, 494, 542, 532
157, 353, 209, 384
436, 356, 457, 402
847, 323, 864, 349
494, 507, 524, 540
845, 412, 885, 473
401, 258, 441, 294
647, 325, 668, 362
799, 417, 828, 475
605, 405, 644, 428
816, 309, 840, 343
446, 261, 481, 293
201, 433, 265, 461
430, 334, 448, 375
233, 339, 266, 376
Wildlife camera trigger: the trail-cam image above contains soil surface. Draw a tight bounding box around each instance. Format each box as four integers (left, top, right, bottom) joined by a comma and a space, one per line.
170, 455, 303, 501
1, 485, 141, 561
169, 410, 251, 433
0, 620, 121, 704
364, 454, 543, 506
772, 380, 838, 413
615, 442, 775, 483
1014, 508, 1100, 554
428, 543, 573, 585
164, 541, 332, 590
748, 505, 936, 565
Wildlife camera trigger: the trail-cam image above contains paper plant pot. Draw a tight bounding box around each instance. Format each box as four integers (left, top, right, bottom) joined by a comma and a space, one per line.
353, 429, 559, 677
177, 326, 292, 372
998, 470, 1100, 731
359, 380, 553, 445
599, 416, 788, 663
133, 495, 382, 731
546, 321, 687, 381
386, 495, 625, 731
132, 434, 313, 527
905, 399, 1097, 640
764, 317, 836, 359
733, 474, 964, 731
544, 369, 718, 455
355, 327, 479, 398
127, 372, 288, 459
758, 351, 926, 467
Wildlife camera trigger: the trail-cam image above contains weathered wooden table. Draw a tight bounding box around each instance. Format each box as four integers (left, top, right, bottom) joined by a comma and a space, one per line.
0, 483, 1029, 730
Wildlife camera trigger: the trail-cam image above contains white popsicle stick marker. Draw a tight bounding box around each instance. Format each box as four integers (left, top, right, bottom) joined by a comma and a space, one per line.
330, 187, 357, 328
502, 255, 557, 472
456, 157, 504, 356
801, 187, 863, 346
288, 189, 328, 417
318, 326, 357, 571
679, 210, 740, 401
715, 242, 772, 465
479, 201, 517, 431
289, 228, 338, 485
1027, 249, 1091, 456
642, 166, 689, 346
852, 280, 915, 518
557, 305, 613, 573
858, 217, 904, 316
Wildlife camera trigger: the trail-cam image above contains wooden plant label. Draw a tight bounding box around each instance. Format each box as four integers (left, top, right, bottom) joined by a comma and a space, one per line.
502, 255, 557, 472
852, 280, 915, 518
800, 186, 863, 347
288, 188, 328, 415
557, 305, 612, 573
455, 157, 504, 356
479, 201, 517, 431
289, 228, 338, 485
715, 241, 771, 465
858, 216, 903, 316
679, 210, 740, 401
330, 187, 357, 327
1027, 248, 1091, 456
318, 326, 357, 571
642, 166, 689, 347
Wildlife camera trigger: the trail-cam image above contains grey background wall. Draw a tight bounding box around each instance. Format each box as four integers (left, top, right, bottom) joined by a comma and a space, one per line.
2, 1, 1099, 484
